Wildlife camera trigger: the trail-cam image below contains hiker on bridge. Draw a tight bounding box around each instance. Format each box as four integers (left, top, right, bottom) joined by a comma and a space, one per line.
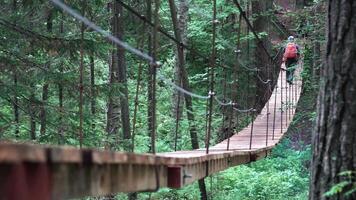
282, 36, 300, 84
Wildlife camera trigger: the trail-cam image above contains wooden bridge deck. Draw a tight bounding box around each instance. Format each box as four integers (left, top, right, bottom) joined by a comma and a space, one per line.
0, 68, 302, 199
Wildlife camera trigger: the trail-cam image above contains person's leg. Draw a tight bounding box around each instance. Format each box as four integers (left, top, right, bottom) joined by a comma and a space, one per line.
289, 58, 298, 83
286, 59, 292, 84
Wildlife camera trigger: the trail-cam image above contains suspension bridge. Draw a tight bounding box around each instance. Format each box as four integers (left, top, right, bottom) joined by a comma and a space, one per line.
0, 65, 302, 199
0, 0, 303, 199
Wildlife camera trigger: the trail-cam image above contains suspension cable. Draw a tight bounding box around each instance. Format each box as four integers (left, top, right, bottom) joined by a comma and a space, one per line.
51, 0, 155, 63
52, 0, 214, 103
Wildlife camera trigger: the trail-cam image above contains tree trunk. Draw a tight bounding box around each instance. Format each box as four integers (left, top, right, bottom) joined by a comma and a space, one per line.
40, 81, 49, 135
40, 7, 53, 135
28, 9, 36, 140
171, 0, 188, 120
252, 0, 273, 112
12, 0, 19, 138
58, 11, 65, 145
29, 90, 36, 140
168, 1, 208, 199
90, 53, 96, 130
115, 1, 131, 145
78, 2, 86, 148
106, 0, 122, 148
310, 1, 356, 199
13, 71, 19, 138
146, 0, 154, 152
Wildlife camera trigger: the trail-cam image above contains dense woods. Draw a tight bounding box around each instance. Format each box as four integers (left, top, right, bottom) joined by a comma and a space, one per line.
0, 0, 355, 199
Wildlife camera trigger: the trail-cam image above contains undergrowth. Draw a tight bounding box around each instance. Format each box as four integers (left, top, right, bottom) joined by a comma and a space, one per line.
115, 140, 311, 200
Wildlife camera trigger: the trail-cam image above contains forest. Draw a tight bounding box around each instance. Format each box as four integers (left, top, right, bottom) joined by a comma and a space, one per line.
0, 0, 355, 200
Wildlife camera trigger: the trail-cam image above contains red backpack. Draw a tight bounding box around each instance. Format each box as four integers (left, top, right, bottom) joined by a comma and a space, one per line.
284, 43, 298, 59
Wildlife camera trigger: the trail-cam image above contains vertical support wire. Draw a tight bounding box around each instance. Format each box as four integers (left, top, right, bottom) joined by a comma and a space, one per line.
227, 103, 233, 150
220, 67, 228, 142
249, 113, 255, 150
295, 76, 298, 106
292, 78, 294, 115
280, 68, 283, 134
265, 65, 270, 147
205, 0, 217, 154
272, 69, 279, 140
285, 72, 288, 127
288, 76, 293, 123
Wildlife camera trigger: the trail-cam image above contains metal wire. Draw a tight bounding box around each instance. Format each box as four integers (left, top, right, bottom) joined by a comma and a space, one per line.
52, 0, 214, 102
233, 107, 256, 113
51, 0, 155, 63
213, 96, 233, 106
157, 71, 210, 99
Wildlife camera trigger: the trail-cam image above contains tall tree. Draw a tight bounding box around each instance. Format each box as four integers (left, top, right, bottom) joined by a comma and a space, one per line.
39, 6, 53, 136
78, 2, 85, 148
28, 7, 36, 140
310, 1, 356, 199
115, 1, 131, 145
146, 0, 154, 152
58, 10, 65, 145
106, 1, 122, 148
251, 0, 274, 111
12, 0, 19, 138
89, 53, 96, 129
168, 1, 208, 199
171, 0, 188, 120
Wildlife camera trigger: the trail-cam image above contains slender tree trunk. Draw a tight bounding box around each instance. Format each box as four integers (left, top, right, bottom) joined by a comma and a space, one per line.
28, 9, 36, 140
115, 1, 131, 145
168, 1, 207, 199
310, 1, 356, 199
12, 0, 19, 138
40, 82, 49, 135
106, 1, 121, 148
149, 0, 160, 154
13, 71, 19, 138
29, 90, 36, 140
90, 53, 96, 130
171, 0, 188, 120
58, 11, 65, 145
78, 2, 86, 148
146, 0, 156, 153
40, 7, 53, 135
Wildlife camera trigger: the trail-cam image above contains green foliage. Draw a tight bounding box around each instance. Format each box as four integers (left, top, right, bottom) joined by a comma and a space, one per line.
0, 0, 321, 199
324, 171, 356, 198
136, 140, 311, 200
